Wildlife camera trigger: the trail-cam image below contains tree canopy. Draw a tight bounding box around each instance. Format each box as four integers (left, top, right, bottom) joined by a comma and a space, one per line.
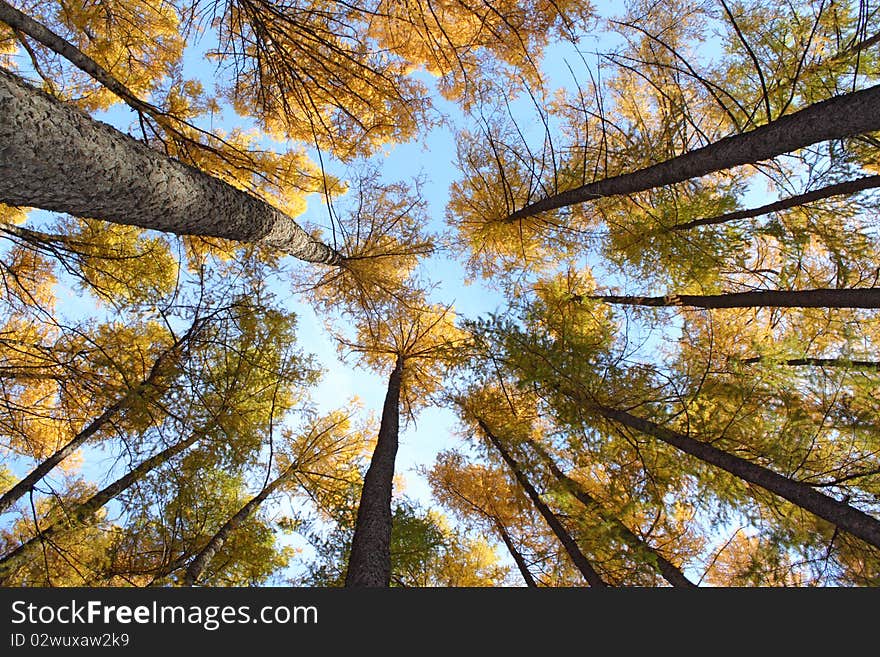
1, 0, 879, 587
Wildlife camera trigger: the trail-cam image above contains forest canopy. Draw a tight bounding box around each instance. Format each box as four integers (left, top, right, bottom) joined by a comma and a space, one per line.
0, 0, 879, 587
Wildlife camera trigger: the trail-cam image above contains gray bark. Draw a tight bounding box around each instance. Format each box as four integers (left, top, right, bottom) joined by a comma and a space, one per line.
740, 356, 880, 370
183, 465, 296, 586
594, 403, 880, 550
593, 288, 880, 309
0, 68, 341, 263
670, 174, 880, 231
479, 418, 608, 587
507, 83, 880, 221
345, 356, 403, 587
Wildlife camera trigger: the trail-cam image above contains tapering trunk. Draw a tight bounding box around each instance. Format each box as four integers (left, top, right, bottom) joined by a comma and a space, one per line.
593, 403, 880, 550
592, 288, 880, 309
0, 325, 196, 516
669, 174, 880, 231
506, 83, 880, 221
478, 419, 608, 587
492, 517, 538, 587
0, 428, 204, 582
0, 69, 341, 263
183, 465, 297, 586
527, 439, 696, 587
740, 356, 880, 370
345, 356, 404, 587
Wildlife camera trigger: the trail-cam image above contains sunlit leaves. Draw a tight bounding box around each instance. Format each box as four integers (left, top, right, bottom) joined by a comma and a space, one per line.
9, 0, 184, 110
346, 295, 467, 413
214, 0, 429, 159
300, 167, 434, 316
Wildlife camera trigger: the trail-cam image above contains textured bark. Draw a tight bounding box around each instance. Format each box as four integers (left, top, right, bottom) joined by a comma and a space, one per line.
345, 356, 404, 587
0, 69, 342, 263
184, 465, 296, 586
527, 439, 696, 587
592, 288, 880, 309
478, 419, 608, 587
0, 428, 204, 582
0, 326, 195, 516
594, 403, 880, 550
741, 356, 880, 370
506, 83, 880, 221
493, 517, 538, 587
670, 174, 880, 231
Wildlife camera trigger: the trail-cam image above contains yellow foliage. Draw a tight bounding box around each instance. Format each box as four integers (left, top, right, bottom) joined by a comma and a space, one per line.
276, 406, 376, 519
351, 298, 467, 410
0, 204, 28, 226
61, 218, 178, 304
46, 0, 185, 111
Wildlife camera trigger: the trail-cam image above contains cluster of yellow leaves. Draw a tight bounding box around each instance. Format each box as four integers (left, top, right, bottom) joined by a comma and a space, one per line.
0, 203, 28, 227
302, 172, 433, 315
367, 0, 594, 106
448, 129, 555, 280
0, 480, 113, 585
60, 217, 178, 304
15, 0, 185, 111
528, 268, 615, 348
704, 531, 809, 586
275, 405, 377, 519
351, 298, 467, 411
429, 449, 529, 525
0, 243, 66, 461
218, 0, 428, 160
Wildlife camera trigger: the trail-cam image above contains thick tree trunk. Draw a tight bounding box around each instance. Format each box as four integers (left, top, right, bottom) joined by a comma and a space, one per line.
527, 439, 696, 587
592, 288, 880, 309
345, 356, 404, 587
0, 428, 204, 582
478, 419, 608, 587
593, 403, 880, 550
0, 69, 342, 263
0, 324, 196, 516
506, 83, 880, 221
669, 174, 880, 231
183, 465, 296, 586
492, 518, 538, 587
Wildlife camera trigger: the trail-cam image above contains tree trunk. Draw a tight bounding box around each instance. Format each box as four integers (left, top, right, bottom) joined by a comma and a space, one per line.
740, 356, 880, 370
669, 174, 880, 231
478, 419, 608, 587
527, 439, 696, 587
506, 83, 880, 221
345, 356, 404, 587
183, 465, 297, 586
593, 403, 880, 550
0, 68, 341, 263
0, 427, 205, 582
592, 288, 880, 309
492, 517, 538, 587
0, 323, 197, 516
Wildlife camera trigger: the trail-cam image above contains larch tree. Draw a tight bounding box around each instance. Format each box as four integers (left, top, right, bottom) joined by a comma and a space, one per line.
339, 292, 465, 587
